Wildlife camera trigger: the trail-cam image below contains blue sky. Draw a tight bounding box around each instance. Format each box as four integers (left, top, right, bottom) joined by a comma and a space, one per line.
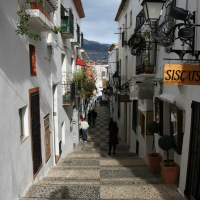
81, 0, 121, 44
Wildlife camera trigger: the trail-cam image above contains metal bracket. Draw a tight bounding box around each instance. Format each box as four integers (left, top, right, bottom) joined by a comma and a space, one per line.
165, 48, 200, 60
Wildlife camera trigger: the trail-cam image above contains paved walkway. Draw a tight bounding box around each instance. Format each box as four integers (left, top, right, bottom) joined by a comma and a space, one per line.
20, 104, 186, 199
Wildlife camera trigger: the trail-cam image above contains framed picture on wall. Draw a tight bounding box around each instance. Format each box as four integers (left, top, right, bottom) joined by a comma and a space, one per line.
169, 104, 183, 155
146, 111, 154, 135
155, 97, 163, 135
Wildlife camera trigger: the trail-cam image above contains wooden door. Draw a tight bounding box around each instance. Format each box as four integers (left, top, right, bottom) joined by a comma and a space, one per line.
44, 114, 51, 163
185, 101, 200, 199
30, 89, 42, 176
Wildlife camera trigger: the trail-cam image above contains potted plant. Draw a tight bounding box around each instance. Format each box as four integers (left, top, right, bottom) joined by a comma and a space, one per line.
158, 135, 180, 184
147, 121, 162, 174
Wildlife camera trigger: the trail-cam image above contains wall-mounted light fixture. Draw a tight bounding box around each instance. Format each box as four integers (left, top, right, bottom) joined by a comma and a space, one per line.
112, 71, 120, 84
141, 0, 166, 23
112, 71, 130, 93
141, 0, 200, 60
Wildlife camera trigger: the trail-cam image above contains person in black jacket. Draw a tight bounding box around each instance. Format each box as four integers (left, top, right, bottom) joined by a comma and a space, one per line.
91, 109, 97, 127
108, 119, 119, 155
87, 110, 92, 125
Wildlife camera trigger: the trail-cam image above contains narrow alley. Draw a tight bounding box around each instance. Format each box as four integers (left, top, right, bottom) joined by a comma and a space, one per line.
20, 103, 185, 200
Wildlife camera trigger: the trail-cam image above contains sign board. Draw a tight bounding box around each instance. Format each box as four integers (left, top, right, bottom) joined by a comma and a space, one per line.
118, 94, 131, 102
130, 82, 154, 100
164, 64, 200, 85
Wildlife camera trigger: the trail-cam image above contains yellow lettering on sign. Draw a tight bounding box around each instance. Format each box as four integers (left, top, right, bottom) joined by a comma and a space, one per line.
164, 64, 200, 85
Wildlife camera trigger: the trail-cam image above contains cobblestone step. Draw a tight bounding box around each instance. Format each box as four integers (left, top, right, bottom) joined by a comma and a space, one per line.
20, 103, 186, 200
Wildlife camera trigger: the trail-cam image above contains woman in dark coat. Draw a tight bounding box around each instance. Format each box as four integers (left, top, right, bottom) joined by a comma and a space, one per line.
108, 119, 119, 155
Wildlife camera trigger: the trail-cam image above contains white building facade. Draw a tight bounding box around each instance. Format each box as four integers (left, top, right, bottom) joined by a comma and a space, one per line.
113, 0, 200, 199
0, 0, 85, 199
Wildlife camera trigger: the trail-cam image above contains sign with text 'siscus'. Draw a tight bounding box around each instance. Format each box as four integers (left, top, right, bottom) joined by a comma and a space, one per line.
164, 64, 200, 85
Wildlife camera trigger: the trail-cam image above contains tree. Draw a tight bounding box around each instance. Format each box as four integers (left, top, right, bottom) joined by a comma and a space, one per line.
73, 68, 96, 98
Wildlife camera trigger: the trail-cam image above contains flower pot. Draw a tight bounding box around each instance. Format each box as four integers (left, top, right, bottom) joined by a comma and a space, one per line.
144, 66, 154, 74
30, 2, 50, 20
147, 153, 162, 174
160, 161, 180, 184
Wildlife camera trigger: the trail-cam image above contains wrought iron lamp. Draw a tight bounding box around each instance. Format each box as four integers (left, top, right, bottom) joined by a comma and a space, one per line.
112, 71, 120, 84
112, 72, 130, 93
141, 0, 166, 22
141, 0, 200, 60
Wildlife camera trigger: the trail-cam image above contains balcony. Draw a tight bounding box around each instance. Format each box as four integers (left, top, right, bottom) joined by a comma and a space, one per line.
71, 24, 80, 46
136, 64, 155, 75
62, 82, 75, 106
26, 2, 53, 31
61, 7, 74, 39
77, 32, 84, 49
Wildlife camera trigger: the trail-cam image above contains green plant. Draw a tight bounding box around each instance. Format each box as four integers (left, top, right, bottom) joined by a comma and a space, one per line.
158, 135, 174, 164
25, 0, 43, 6
51, 26, 63, 34
142, 30, 153, 67
16, 8, 41, 41
73, 69, 96, 97
147, 121, 160, 134
16, 1, 42, 41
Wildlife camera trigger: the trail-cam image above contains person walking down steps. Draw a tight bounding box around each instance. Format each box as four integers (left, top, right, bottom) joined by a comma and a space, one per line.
80, 118, 89, 143
108, 118, 119, 155
91, 109, 97, 127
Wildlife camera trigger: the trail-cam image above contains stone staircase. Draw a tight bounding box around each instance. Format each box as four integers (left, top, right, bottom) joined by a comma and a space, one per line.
20, 105, 185, 200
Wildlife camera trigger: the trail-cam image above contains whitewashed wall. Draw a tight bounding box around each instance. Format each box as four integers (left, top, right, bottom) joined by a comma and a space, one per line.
0, 0, 83, 199
153, 0, 200, 196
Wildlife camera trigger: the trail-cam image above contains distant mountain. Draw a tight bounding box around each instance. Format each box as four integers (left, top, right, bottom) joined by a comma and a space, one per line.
83, 39, 110, 64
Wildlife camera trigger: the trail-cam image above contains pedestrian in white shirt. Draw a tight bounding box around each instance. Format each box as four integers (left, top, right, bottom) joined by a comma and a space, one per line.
80, 118, 89, 142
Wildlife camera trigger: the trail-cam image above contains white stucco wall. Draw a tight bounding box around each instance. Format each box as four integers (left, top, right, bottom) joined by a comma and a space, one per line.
116, 0, 200, 197
0, 0, 83, 199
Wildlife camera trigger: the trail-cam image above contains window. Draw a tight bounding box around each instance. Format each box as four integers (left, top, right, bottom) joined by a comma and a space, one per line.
19, 106, 28, 142
29, 44, 37, 76
61, 121, 65, 144
102, 71, 105, 78
130, 10, 132, 26
132, 100, 138, 133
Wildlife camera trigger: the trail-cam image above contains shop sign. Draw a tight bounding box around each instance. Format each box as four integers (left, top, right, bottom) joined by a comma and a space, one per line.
130, 83, 154, 100
164, 64, 200, 85
118, 94, 131, 102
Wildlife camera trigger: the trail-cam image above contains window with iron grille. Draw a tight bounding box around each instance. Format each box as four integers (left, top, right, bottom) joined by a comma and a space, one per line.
77, 24, 80, 44
132, 100, 138, 133
61, 7, 74, 36
135, 9, 145, 33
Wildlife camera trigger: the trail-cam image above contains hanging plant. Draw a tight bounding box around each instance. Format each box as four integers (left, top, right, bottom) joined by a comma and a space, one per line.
51, 26, 63, 34
16, 0, 42, 41
74, 69, 96, 97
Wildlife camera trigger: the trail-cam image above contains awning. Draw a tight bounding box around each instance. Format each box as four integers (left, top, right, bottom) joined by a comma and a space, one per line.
157, 93, 176, 104
76, 56, 87, 66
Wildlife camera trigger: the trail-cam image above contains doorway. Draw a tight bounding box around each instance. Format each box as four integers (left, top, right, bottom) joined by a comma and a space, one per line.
185, 101, 200, 199
30, 88, 42, 176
